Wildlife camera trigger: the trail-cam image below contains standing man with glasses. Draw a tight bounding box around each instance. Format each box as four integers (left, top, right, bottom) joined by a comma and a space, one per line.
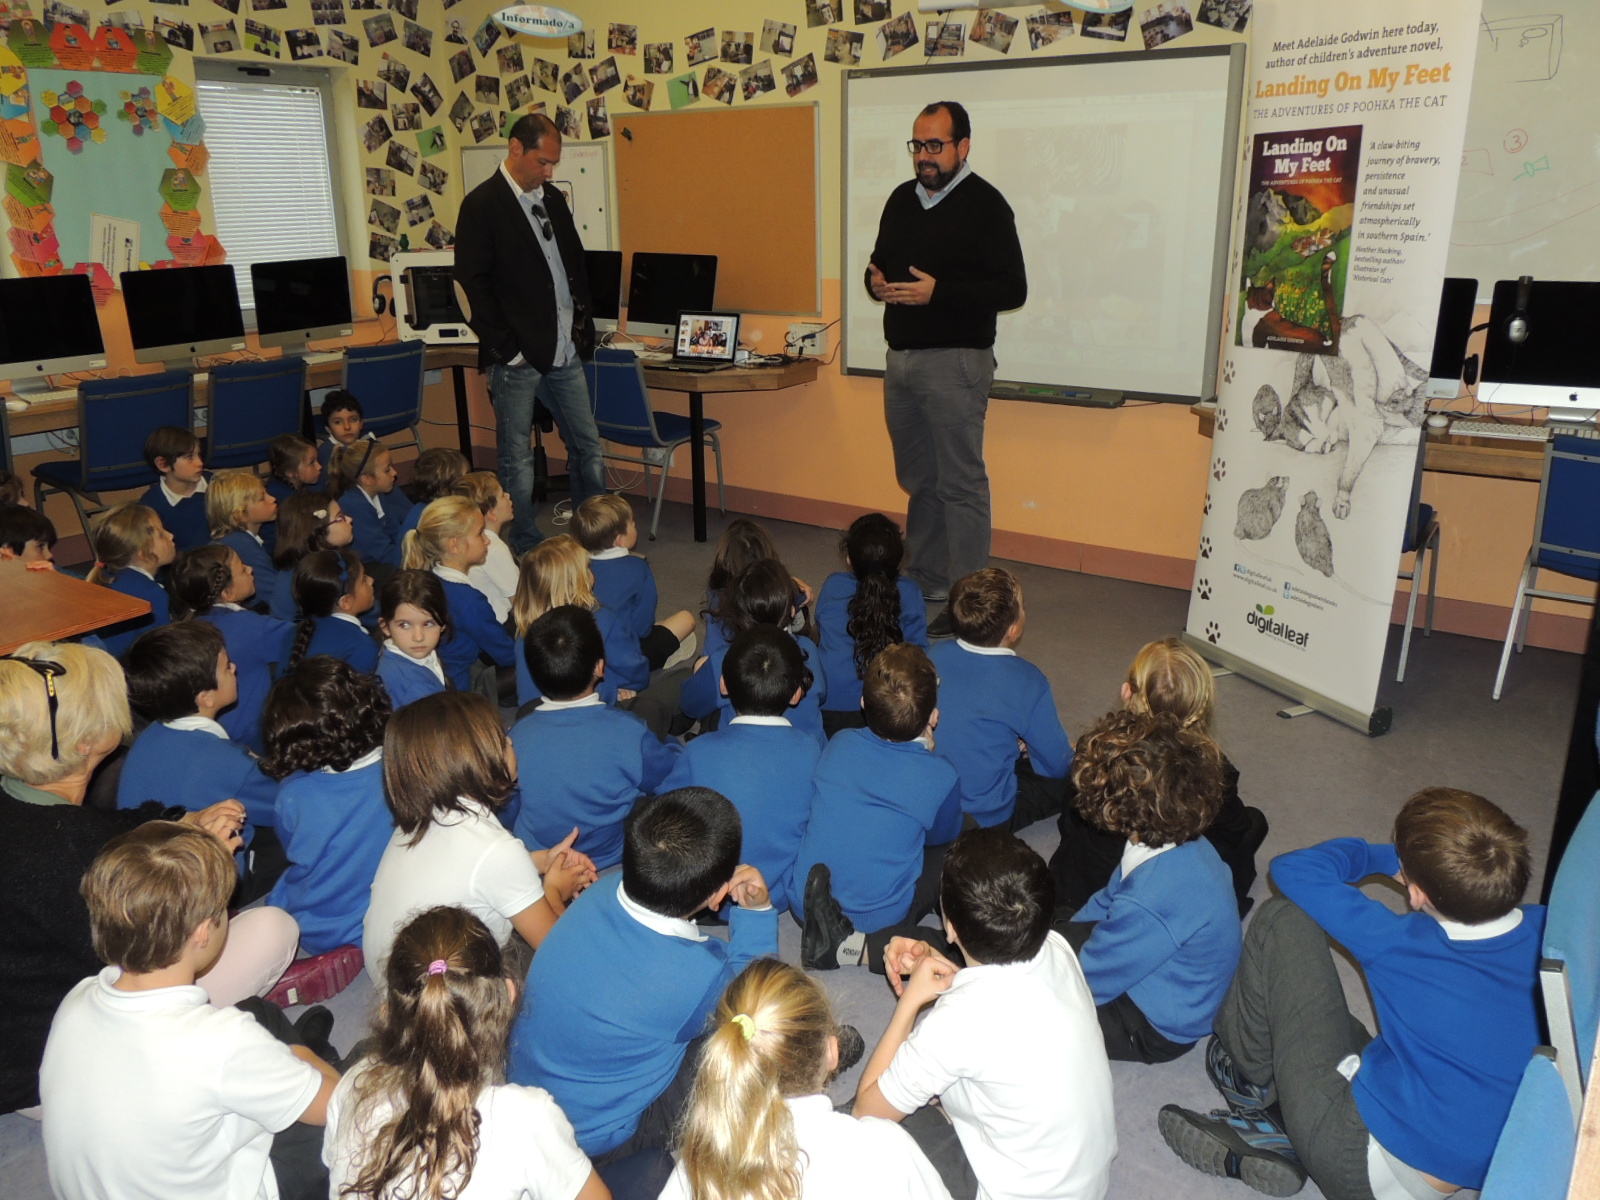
456, 112, 606, 555
867, 101, 1026, 637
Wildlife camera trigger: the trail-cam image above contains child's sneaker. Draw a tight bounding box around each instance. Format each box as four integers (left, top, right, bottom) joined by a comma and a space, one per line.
1158, 1104, 1307, 1197
266, 944, 364, 1009
801, 863, 856, 971
1206, 1036, 1277, 1114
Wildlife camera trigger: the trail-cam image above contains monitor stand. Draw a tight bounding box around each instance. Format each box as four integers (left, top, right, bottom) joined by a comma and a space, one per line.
1546, 408, 1598, 427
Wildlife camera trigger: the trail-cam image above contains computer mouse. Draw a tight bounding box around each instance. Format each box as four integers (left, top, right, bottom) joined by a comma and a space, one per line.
5, 397, 26, 413
1426, 413, 1450, 430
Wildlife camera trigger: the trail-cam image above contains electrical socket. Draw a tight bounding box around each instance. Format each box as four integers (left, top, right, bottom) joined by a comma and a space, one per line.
788, 322, 828, 356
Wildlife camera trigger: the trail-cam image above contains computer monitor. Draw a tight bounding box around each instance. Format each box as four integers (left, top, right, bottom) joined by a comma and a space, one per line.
1479, 278, 1600, 422
0, 273, 107, 396
585, 249, 623, 334
120, 264, 247, 367
250, 255, 354, 355
625, 252, 717, 339
1425, 277, 1479, 400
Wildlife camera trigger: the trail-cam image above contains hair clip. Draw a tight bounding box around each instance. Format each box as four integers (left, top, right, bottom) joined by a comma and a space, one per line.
730, 1013, 756, 1041
427, 959, 448, 976
312, 509, 328, 520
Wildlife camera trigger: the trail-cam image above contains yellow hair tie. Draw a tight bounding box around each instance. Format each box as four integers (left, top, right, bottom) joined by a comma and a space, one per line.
730, 1013, 756, 1041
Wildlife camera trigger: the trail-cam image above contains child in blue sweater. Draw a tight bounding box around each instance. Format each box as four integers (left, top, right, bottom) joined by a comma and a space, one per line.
510, 787, 778, 1162
1057, 709, 1241, 1064
1161, 789, 1546, 1199
662, 626, 822, 912
816, 513, 928, 738
792, 643, 961, 971
402, 496, 515, 694
317, 389, 376, 473
332, 440, 409, 571
286, 549, 379, 674
262, 432, 322, 558
699, 517, 813, 658
260, 656, 393, 954
137, 426, 210, 552
268, 491, 356, 620
573, 494, 697, 671
209, 469, 281, 604
510, 606, 679, 869
399, 447, 470, 539
375, 569, 451, 708
86, 503, 175, 659
929, 567, 1071, 831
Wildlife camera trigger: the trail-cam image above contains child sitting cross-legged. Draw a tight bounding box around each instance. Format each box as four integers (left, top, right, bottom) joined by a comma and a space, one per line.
403, 496, 517, 696
509, 605, 680, 870
572, 493, 697, 672
699, 516, 813, 658
331, 439, 409, 575
286, 549, 379, 674
209, 468, 282, 606
454, 469, 520, 622
1159, 788, 1546, 1200
375, 568, 452, 709
86, 503, 175, 659
137, 425, 209, 552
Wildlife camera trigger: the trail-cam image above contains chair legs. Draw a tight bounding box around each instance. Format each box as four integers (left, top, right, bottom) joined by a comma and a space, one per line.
1493, 550, 1537, 701
1396, 524, 1441, 685
33, 480, 98, 548
709, 432, 725, 518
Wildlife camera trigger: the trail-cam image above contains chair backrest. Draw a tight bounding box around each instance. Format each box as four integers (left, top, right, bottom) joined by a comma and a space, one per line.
1479, 1051, 1575, 1200
1533, 435, 1600, 581
587, 348, 660, 444
340, 341, 426, 439
206, 356, 306, 469
1546, 789, 1600, 1074
77, 370, 194, 489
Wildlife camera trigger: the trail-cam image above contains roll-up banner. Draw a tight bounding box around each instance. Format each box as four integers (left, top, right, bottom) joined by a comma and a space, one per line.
1184, 0, 1481, 735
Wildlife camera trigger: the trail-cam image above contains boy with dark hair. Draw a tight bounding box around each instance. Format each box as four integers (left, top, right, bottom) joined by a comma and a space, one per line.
0, 504, 56, 572
855, 827, 1116, 1200
792, 642, 961, 969
1160, 788, 1545, 1200
929, 567, 1072, 829
661, 626, 823, 911
317, 389, 375, 472
509, 605, 679, 869
138, 426, 210, 551
40, 822, 340, 1200
509, 787, 779, 1161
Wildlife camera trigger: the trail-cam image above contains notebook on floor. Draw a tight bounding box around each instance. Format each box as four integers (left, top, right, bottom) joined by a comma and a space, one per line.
651, 311, 741, 373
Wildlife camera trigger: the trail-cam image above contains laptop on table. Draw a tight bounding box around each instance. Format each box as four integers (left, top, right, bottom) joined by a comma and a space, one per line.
651, 311, 741, 373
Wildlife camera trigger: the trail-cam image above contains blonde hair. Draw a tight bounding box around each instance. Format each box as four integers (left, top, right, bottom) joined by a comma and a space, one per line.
451, 470, 504, 515
0, 642, 132, 784
206, 468, 267, 538
510, 534, 596, 637
87, 503, 161, 586
401, 496, 481, 572
1125, 636, 1215, 732
329, 439, 389, 500
570, 493, 633, 553
678, 960, 835, 1200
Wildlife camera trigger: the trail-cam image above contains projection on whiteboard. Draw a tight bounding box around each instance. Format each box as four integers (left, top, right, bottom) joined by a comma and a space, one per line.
843, 47, 1245, 405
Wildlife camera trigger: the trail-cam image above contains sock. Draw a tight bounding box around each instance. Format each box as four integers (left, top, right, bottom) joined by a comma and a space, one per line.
836, 931, 866, 967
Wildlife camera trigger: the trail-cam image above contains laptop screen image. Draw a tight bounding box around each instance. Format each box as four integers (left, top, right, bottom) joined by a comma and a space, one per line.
674, 312, 740, 363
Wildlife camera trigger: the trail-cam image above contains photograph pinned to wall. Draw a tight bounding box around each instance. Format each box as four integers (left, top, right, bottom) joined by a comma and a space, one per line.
402, 20, 429, 55
360, 112, 391, 150
667, 69, 698, 108
377, 50, 408, 90
1025, 9, 1073, 49
348, 0, 378, 9
590, 55, 619, 95
622, 75, 650, 109
369, 231, 396, 262
417, 160, 447, 193
738, 58, 775, 100
390, 100, 418, 130
877, 10, 917, 59
424, 219, 452, 250
565, 28, 591, 58
495, 43, 520, 74
554, 103, 580, 137
155, 16, 193, 48
585, 95, 609, 138
360, 11, 393, 46
416, 124, 445, 156
531, 57, 557, 91
1140, 1, 1193, 49
356, 77, 386, 108
386, 138, 417, 174
446, 46, 473, 82
444, 17, 466, 42
824, 28, 863, 64
804, 0, 837, 28
504, 73, 530, 110
249, 0, 284, 11
643, 41, 671, 74
287, 26, 322, 57
702, 65, 734, 105
760, 19, 795, 56
410, 72, 441, 114
365, 165, 394, 195
243, 17, 280, 55
468, 108, 495, 142
559, 62, 587, 103
369, 197, 400, 232
102, 12, 149, 30
309, 0, 340, 24
473, 73, 498, 104
924, 21, 963, 55
720, 29, 752, 64
1080, 10, 1129, 40
470, 15, 498, 56
683, 26, 715, 65
211, 0, 241, 14
969, 8, 1016, 53
1197, 0, 1249, 33
447, 91, 473, 129
386, 0, 415, 20
855, 0, 890, 24
607, 22, 635, 54
201, 18, 236, 51
325, 26, 357, 60
782, 51, 817, 96
404, 193, 432, 226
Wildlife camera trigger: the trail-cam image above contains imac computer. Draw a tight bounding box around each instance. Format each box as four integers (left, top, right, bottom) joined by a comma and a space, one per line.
391, 250, 475, 345
251, 255, 354, 356
625, 252, 717, 340
120, 264, 247, 368
1425, 277, 1479, 400
1479, 278, 1600, 423
0, 273, 107, 397
585, 249, 623, 335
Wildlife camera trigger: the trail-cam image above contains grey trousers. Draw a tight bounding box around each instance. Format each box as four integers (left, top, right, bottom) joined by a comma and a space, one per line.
1213, 896, 1377, 1200
884, 347, 995, 595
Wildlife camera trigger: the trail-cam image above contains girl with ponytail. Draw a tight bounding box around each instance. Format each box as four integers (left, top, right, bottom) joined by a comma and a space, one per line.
403, 496, 515, 694
87, 502, 175, 658
287, 548, 378, 673
326, 905, 608, 1200
665, 959, 945, 1200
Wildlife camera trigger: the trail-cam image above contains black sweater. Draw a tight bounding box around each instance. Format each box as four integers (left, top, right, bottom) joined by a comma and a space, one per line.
866, 172, 1027, 351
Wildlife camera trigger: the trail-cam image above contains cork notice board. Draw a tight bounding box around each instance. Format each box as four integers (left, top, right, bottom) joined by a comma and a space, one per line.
613, 105, 819, 316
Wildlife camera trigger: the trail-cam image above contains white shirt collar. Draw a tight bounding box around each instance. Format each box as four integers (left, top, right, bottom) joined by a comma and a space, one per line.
589, 546, 629, 560
359, 485, 384, 519
246, 530, 263, 546
383, 640, 447, 684
956, 638, 1015, 656
332, 611, 366, 628
1121, 839, 1176, 878
538, 693, 605, 711
323, 745, 383, 774
918, 159, 972, 209
159, 474, 207, 506
730, 715, 792, 727
618, 882, 707, 942
129, 565, 156, 582
1435, 907, 1524, 941
434, 565, 472, 585
499, 160, 537, 199
213, 602, 245, 612
163, 715, 229, 740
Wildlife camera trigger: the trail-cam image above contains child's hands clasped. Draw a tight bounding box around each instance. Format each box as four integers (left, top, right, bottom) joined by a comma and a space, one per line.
533, 827, 599, 904
183, 799, 248, 853
883, 936, 960, 1004
714, 864, 770, 911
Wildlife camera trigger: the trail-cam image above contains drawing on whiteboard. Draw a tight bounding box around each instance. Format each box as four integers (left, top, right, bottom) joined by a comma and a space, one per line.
1512, 156, 1551, 180
1460, 148, 1493, 176
1503, 128, 1529, 153
1477, 14, 1562, 83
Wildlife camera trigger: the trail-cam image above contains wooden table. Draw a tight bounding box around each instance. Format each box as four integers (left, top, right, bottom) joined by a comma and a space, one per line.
643, 359, 821, 541
0, 569, 150, 653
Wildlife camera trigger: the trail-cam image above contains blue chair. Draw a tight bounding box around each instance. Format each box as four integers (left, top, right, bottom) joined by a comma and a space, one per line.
1479, 1050, 1575, 1200
1495, 434, 1600, 699
1396, 438, 1441, 683
585, 348, 724, 540
32, 371, 194, 543
340, 341, 425, 456
205, 356, 306, 470
1542, 785, 1600, 1118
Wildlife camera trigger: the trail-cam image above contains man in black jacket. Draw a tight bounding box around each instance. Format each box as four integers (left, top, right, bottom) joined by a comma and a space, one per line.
867, 101, 1026, 636
455, 113, 605, 554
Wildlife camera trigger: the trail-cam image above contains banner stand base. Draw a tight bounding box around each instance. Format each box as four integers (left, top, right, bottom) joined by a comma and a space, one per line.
1278, 704, 1315, 719
1184, 633, 1394, 739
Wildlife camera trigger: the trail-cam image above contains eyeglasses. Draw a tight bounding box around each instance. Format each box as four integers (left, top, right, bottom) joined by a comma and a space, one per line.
907, 139, 951, 155
3, 655, 66, 759
529, 203, 553, 240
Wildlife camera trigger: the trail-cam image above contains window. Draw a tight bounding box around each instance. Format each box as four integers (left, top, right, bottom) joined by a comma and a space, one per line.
195, 65, 345, 314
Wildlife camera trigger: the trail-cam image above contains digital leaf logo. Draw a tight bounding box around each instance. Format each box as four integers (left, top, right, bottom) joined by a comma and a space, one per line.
1255, 603, 1275, 616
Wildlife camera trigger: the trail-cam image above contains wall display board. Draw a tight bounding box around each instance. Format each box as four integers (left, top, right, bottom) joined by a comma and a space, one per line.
461, 140, 614, 250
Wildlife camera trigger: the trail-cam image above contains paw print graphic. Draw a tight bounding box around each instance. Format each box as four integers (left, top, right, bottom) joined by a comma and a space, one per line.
1216, 407, 1229, 432
1205, 620, 1221, 644
1212, 458, 1227, 482
1222, 359, 1237, 383
1199, 536, 1212, 560
1204, 492, 1213, 516
1196, 577, 1212, 600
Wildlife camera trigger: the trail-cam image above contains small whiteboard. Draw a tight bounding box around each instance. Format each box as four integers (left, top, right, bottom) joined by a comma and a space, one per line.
461, 142, 614, 250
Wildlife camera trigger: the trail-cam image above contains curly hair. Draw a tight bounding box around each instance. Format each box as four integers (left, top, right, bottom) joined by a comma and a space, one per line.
842, 513, 906, 679
168, 544, 236, 619
262, 654, 392, 778
1070, 709, 1226, 846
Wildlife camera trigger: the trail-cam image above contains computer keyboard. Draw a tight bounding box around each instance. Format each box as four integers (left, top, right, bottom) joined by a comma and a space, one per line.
1448, 419, 1550, 442
1554, 424, 1600, 440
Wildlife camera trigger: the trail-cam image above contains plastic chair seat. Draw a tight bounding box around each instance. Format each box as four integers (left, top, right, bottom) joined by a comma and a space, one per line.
640, 410, 723, 447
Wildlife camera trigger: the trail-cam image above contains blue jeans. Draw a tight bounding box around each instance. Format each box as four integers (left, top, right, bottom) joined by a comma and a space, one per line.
488, 359, 606, 554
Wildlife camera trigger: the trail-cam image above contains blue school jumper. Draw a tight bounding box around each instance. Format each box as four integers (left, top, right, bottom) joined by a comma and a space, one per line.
203, 607, 295, 755
299, 614, 379, 673
510, 875, 779, 1154
515, 640, 620, 708
589, 552, 658, 640
1073, 839, 1241, 1045
138, 480, 210, 553
434, 570, 515, 690
593, 602, 650, 692
790, 728, 961, 931
508, 701, 679, 868
262, 477, 305, 557
661, 718, 822, 912
343, 486, 405, 569
116, 720, 277, 834
266, 755, 393, 953
680, 635, 828, 748
927, 640, 1073, 826
268, 568, 298, 621
399, 500, 426, 539
217, 531, 277, 613
98, 568, 170, 660
376, 644, 448, 708
815, 572, 928, 714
